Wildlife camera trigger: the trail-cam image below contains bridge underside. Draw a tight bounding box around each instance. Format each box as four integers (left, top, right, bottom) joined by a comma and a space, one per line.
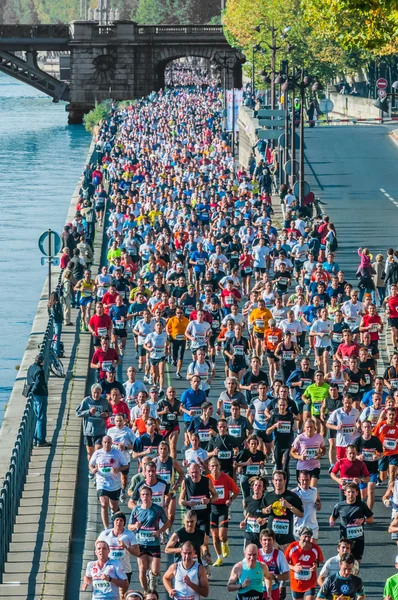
0, 50, 70, 102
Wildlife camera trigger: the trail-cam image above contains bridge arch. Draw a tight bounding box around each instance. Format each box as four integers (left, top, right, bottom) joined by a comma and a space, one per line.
153, 46, 243, 91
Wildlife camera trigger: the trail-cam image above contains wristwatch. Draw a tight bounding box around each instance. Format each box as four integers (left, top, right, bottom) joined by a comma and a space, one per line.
107, 575, 112, 583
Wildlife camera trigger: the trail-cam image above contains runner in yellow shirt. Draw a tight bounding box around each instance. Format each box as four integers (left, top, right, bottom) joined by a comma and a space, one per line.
249, 298, 272, 362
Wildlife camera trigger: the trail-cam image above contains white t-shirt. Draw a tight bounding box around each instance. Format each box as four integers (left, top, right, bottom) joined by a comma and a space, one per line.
89, 448, 128, 491
85, 559, 127, 599
280, 318, 303, 343
97, 528, 137, 573
327, 408, 360, 447
291, 486, 319, 536
185, 447, 208, 468
310, 318, 333, 347
187, 360, 214, 392
252, 245, 270, 268
134, 319, 154, 345
186, 320, 211, 349
145, 331, 168, 359
107, 425, 136, 462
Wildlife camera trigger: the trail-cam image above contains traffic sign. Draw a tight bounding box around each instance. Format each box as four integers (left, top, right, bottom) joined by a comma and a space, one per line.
278, 132, 300, 149
378, 89, 387, 99
258, 118, 285, 128
38, 229, 62, 257
257, 129, 282, 140
284, 160, 299, 176
319, 99, 334, 113
293, 181, 310, 198
376, 78, 388, 90
257, 109, 286, 118
41, 256, 60, 266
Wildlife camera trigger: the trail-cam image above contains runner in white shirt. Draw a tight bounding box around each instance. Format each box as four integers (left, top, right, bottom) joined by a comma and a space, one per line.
291, 237, 310, 281
163, 541, 209, 600
185, 313, 211, 354
133, 311, 155, 382
341, 290, 364, 335
280, 310, 303, 344
89, 436, 129, 528
97, 512, 139, 582
291, 471, 321, 540
81, 540, 128, 598
184, 432, 208, 472
310, 308, 333, 373
326, 396, 360, 461
144, 321, 168, 393
252, 239, 270, 280
108, 414, 136, 502
187, 348, 215, 394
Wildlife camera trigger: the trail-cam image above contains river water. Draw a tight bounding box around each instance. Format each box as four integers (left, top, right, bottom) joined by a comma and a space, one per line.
0, 73, 91, 423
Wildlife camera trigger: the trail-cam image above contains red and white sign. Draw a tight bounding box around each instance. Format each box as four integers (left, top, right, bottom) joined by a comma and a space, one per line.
376, 78, 388, 90
378, 89, 387, 99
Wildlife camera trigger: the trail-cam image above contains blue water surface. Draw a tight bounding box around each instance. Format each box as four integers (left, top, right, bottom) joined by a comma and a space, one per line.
0, 73, 91, 423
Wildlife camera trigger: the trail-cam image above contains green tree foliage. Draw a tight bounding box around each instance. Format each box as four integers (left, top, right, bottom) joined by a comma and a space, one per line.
83, 100, 112, 132
134, 0, 217, 24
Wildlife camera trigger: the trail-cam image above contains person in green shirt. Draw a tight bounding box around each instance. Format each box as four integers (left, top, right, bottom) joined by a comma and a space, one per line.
384, 558, 398, 600
302, 371, 330, 435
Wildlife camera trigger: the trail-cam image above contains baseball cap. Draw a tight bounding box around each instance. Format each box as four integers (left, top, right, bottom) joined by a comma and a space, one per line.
150, 387, 159, 393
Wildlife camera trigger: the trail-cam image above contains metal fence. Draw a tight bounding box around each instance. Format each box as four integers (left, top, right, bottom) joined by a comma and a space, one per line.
0, 271, 63, 582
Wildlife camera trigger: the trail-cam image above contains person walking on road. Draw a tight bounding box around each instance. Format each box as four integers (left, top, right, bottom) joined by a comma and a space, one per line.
26, 353, 51, 447
163, 541, 209, 599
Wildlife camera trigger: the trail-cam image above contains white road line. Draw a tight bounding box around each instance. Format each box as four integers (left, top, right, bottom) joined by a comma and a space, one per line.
380, 188, 396, 203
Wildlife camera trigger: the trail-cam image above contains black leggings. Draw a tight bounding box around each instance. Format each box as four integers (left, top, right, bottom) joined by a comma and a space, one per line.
274, 446, 291, 485
172, 340, 186, 362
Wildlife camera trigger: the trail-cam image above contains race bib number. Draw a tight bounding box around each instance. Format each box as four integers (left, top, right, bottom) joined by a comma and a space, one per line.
152, 493, 163, 505
215, 485, 225, 499
159, 471, 171, 483
228, 425, 242, 438
255, 319, 264, 329
342, 427, 355, 435
282, 351, 294, 361
136, 529, 156, 544
294, 569, 311, 581
278, 277, 288, 286
175, 334, 185, 341
244, 267, 252, 274
346, 524, 363, 539
390, 379, 398, 389
98, 327, 108, 336
332, 332, 343, 343
190, 496, 206, 510
268, 335, 278, 344
98, 465, 112, 475
312, 402, 322, 414
218, 450, 232, 460
305, 447, 318, 459
277, 421, 291, 433
234, 346, 244, 356
363, 450, 376, 461
301, 379, 312, 389
271, 519, 289, 535
154, 347, 165, 358
348, 383, 359, 394
191, 409, 202, 418
246, 518, 260, 533
110, 548, 125, 559
246, 464, 260, 475
384, 439, 397, 451
101, 361, 113, 371
115, 320, 125, 329
93, 579, 111, 593
82, 288, 93, 298
167, 413, 176, 421
198, 430, 211, 442
370, 323, 379, 332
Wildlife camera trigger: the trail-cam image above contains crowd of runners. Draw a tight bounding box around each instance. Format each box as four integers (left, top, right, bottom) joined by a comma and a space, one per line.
60, 83, 398, 600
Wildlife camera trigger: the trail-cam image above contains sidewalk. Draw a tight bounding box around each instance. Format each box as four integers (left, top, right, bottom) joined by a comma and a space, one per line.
0, 221, 103, 600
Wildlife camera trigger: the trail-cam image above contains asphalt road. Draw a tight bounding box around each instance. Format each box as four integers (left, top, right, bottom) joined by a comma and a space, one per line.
67, 124, 398, 600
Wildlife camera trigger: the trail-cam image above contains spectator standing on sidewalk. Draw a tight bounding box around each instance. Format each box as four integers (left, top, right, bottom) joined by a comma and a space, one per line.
26, 353, 51, 447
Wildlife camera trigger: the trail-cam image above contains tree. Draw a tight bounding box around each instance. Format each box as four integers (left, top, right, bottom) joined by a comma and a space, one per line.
135, 0, 191, 24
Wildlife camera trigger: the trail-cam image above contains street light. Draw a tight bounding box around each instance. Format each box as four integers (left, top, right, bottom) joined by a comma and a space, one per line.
251, 44, 263, 107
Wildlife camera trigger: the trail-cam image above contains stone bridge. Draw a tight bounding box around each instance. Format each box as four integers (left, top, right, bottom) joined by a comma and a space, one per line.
0, 22, 244, 123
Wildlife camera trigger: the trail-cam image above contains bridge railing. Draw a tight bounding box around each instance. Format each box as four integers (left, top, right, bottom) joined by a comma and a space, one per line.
0, 24, 69, 38
137, 25, 223, 36
0, 271, 62, 583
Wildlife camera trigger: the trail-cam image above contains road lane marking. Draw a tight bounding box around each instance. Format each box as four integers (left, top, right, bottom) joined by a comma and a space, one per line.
380, 188, 396, 204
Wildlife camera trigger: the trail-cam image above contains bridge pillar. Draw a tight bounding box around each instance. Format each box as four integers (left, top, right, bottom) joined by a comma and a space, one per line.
67, 20, 137, 123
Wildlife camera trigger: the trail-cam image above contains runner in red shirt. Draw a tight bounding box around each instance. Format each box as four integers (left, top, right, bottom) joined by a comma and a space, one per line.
373, 407, 398, 483
359, 304, 382, 346
285, 527, 324, 599
102, 284, 121, 314
105, 388, 130, 429
88, 302, 112, 347
385, 284, 398, 349
207, 457, 239, 567
330, 445, 370, 496
90, 337, 120, 380
335, 329, 360, 369
220, 280, 242, 313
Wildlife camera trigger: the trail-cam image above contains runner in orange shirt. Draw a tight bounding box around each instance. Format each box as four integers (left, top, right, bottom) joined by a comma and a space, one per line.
373, 406, 398, 483
264, 318, 283, 382
285, 526, 324, 600
207, 457, 240, 567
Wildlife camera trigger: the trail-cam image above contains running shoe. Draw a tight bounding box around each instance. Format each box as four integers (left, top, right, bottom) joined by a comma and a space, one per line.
176, 371, 182, 379
147, 571, 158, 591
222, 542, 230, 558
212, 557, 223, 567
205, 565, 212, 579
120, 490, 127, 503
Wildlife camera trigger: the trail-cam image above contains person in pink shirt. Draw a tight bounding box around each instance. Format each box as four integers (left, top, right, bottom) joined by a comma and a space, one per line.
290, 418, 326, 486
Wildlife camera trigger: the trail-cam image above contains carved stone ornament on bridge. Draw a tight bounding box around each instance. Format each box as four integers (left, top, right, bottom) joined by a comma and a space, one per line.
92, 49, 116, 82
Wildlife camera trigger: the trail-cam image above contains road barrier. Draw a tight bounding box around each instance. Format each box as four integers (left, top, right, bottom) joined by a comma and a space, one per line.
0, 271, 63, 582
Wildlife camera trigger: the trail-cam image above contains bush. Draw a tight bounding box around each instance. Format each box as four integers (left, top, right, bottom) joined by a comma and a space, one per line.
83, 100, 112, 132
